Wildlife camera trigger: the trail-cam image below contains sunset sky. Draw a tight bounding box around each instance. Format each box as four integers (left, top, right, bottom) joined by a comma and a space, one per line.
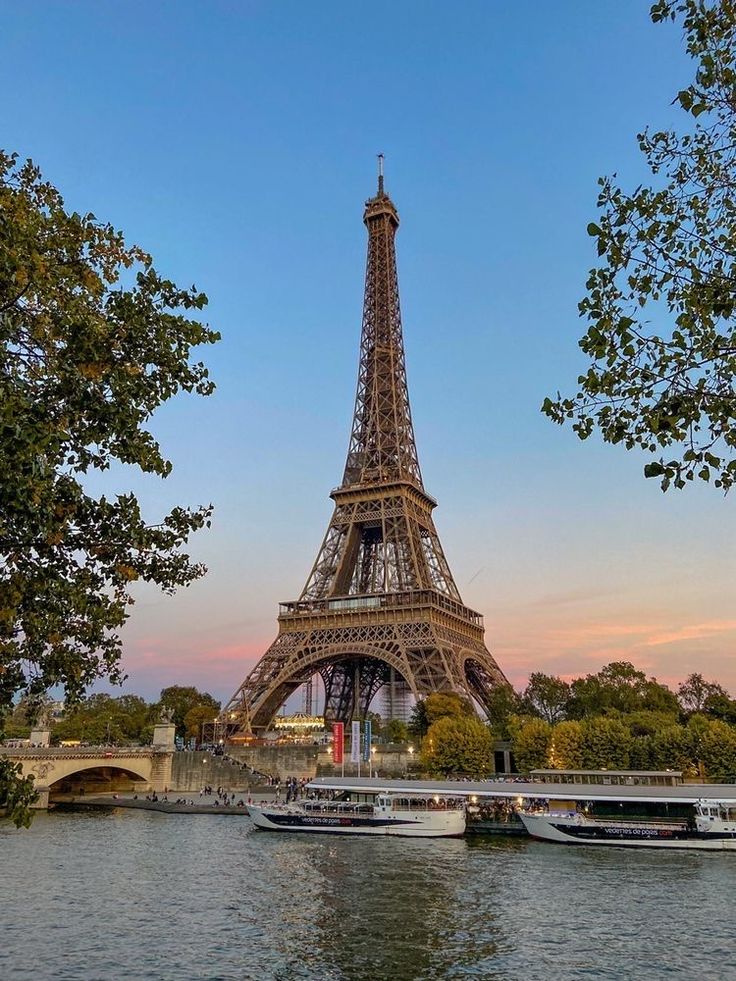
4, 1, 734, 704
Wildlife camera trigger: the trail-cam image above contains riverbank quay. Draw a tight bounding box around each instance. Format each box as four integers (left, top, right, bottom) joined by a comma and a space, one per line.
52, 792, 277, 815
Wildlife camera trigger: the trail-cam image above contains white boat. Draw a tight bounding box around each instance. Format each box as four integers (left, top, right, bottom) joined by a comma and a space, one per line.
247, 792, 466, 837
520, 800, 736, 850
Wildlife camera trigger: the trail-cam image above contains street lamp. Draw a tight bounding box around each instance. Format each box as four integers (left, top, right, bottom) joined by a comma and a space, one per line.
370, 745, 376, 779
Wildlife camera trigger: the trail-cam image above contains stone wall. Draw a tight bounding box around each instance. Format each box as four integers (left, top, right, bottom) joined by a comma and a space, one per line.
224, 744, 419, 781
226, 745, 321, 781
170, 751, 252, 792
317, 747, 416, 778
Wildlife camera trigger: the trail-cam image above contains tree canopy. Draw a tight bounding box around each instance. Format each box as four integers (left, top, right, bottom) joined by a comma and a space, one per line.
0, 152, 218, 824
52, 693, 157, 745
408, 692, 474, 740
544, 0, 736, 490
159, 685, 221, 740
421, 715, 494, 778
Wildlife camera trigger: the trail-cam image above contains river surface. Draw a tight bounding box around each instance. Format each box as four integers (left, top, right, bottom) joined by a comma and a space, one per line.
2, 808, 735, 980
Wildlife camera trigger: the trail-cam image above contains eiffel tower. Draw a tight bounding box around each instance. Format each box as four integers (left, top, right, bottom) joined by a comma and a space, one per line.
222, 160, 508, 734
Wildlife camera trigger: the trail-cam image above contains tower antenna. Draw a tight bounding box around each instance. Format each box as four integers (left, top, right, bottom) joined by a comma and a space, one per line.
377, 153, 384, 194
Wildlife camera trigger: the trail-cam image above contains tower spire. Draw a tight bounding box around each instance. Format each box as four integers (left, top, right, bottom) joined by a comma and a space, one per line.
341, 166, 421, 490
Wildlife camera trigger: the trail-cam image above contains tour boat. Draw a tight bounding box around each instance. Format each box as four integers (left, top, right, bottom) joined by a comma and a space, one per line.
520, 800, 736, 850
247, 792, 466, 837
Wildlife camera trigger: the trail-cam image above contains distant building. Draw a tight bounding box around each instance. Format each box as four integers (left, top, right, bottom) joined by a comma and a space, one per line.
382, 672, 413, 723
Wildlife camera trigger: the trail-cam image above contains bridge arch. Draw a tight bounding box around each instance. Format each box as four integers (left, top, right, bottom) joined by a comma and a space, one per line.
47, 761, 151, 798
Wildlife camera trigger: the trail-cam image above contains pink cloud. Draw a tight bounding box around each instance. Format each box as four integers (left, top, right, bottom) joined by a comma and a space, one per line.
644, 621, 736, 647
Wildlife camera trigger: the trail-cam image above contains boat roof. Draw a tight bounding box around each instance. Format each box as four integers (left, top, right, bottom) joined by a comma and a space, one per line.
307, 776, 736, 805
530, 768, 682, 777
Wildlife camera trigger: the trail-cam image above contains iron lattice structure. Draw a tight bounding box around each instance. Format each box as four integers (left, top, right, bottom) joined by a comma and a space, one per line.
222, 169, 508, 734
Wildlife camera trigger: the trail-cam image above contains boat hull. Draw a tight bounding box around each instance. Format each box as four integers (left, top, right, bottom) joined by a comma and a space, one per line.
247, 806, 465, 837
521, 813, 736, 850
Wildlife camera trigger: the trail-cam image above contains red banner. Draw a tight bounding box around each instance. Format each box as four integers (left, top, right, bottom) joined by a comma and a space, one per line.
332, 722, 344, 765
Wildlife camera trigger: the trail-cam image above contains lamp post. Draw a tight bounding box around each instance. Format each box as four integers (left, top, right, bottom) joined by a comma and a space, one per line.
370, 745, 376, 779
407, 745, 414, 775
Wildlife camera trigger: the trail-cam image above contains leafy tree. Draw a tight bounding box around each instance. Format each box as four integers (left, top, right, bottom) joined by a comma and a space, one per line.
651, 724, 696, 773
364, 711, 383, 738
678, 672, 729, 714
624, 709, 680, 737
158, 685, 220, 740
703, 691, 736, 724
523, 673, 571, 724
407, 699, 429, 740
184, 703, 219, 743
408, 692, 473, 740
629, 733, 655, 771
580, 717, 632, 770
568, 662, 677, 717
0, 152, 218, 815
0, 760, 36, 828
642, 679, 681, 715
484, 684, 525, 739
384, 719, 409, 744
696, 717, 736, 779
548, 720, 584, 769
421, 715, 494, 778
508, 717, 552, 773
51, 693, 156, 745
2, 697, 35, 739
543, 0, 736, 490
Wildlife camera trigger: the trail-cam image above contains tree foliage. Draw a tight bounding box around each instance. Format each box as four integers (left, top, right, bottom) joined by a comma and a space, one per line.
183, 703, 220, 743
580, 717, 632, 770
523, 672, 571, 724
421, 715, 494, 778
384, 718, 409, 744
484, 683, 525, 740
52, 693, 157, 745
408, 692, 473, 740
508, 717, 552, 773
568, 661, 678, 718
544, 0, 736, 490
677, 671, 728, 713
0, 758, 36, 828
548, 720, 584, 769
0, 152, 218, 817
508, 706, 736, 779
159, 685, 220, 740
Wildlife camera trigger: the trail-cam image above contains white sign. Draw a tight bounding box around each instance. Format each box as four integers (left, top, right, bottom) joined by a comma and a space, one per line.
350, 720, 361, 763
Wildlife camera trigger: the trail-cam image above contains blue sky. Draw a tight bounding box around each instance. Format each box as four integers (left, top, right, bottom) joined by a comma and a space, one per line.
3, 1, 734, 703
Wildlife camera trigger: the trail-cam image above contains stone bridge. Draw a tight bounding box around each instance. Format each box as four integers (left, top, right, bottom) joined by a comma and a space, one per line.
3, 727, 175, 809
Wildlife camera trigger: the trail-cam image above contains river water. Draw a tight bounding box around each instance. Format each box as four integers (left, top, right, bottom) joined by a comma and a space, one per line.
2, 808, 735, 980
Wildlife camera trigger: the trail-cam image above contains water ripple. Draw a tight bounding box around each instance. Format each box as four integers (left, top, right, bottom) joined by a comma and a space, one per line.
2, 810, 736, 980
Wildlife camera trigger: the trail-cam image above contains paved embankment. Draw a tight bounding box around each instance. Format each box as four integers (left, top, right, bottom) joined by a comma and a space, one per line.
53, 794, 272, 815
